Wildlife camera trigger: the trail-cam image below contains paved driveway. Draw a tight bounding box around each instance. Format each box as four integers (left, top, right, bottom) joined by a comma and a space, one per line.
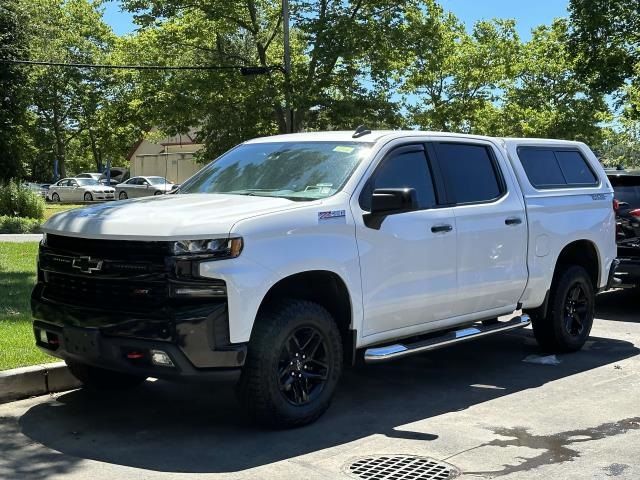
1, 289, 638, 479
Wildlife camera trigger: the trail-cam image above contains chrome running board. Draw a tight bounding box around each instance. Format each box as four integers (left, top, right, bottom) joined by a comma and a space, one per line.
364, 314, 531, 364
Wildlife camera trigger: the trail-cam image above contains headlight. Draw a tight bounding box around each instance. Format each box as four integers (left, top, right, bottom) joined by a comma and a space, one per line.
41, 233, 47, 246
172, 237, 243, 259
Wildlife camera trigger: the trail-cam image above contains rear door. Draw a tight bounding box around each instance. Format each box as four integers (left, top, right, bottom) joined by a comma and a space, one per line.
430, 140, 528, 316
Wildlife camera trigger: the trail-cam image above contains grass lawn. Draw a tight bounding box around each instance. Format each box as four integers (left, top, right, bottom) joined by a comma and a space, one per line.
0, 242, 57, 370
44, 203, 85, 221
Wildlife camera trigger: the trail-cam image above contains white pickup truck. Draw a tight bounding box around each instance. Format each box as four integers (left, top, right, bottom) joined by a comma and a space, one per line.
32, 129, 617, 427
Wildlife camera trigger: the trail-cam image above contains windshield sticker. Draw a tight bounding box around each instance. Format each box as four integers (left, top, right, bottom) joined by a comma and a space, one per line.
318, 210, 346, 222
333, 146, 355, 153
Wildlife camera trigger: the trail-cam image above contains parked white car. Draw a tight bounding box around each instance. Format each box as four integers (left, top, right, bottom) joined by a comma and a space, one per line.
35, 130, 617, 428
47, 177, 115, 202
116, 176, 175, 200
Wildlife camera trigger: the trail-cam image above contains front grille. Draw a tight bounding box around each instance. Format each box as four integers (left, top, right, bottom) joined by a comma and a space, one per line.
43, 272, 166, 310
46, 234, 172, 259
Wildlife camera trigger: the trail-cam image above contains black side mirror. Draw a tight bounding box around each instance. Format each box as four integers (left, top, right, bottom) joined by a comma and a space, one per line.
370, 188, 418, 215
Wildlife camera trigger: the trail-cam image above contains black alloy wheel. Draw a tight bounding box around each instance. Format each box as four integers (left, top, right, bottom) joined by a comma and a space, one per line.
563, 283, 588, 337
278, 326, 331, 406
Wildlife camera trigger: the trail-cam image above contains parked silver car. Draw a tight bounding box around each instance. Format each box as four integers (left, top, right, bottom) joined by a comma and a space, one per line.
48, 178, 115, 202
116, 176, 175, 200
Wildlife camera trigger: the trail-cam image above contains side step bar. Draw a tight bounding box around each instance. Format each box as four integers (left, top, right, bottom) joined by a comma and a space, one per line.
364, 314, 531, 364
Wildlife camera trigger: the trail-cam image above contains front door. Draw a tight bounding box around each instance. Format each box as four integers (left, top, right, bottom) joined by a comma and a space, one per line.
354, 144, 458, 338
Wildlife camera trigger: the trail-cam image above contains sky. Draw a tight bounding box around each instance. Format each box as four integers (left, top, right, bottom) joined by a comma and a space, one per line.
103, 1, 570, 40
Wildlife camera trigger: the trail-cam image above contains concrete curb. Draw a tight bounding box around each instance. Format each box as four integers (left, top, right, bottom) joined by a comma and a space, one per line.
0, 362, 81, 404
0, 234, 43, 242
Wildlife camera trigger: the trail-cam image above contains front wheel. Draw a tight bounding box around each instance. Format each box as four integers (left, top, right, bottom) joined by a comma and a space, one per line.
84, 192, 93, 202
66, 361, 147, 391
154, 190, 163, 196
531, 265, 595, 353
119, 191, 127, 200
51, 193, 60, 202
237, 299, 343, 428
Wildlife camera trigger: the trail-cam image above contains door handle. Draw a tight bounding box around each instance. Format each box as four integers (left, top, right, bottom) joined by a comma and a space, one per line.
505, 217, 522, 226
431, 224, 453, 233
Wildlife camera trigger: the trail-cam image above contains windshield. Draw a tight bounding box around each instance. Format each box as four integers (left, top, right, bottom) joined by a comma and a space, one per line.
147, 177, 170, 185
76, 178, 100, 186
178, 141, 371, 200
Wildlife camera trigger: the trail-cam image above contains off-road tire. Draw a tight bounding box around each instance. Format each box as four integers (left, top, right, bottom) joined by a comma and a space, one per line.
66, 361, 147, 390
531, 265, 595, 353
84, 192, 93, 202
237, 299, 343, 428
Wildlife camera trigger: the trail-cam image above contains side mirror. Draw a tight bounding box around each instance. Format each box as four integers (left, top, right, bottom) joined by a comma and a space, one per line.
370, 188, 418, 215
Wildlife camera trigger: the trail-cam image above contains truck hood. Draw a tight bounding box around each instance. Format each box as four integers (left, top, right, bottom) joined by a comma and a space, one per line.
42, 193, 302, 240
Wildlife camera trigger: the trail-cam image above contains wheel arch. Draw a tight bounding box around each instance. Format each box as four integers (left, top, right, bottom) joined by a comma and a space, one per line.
528, 239, 600, 319
255, 270, 357, 366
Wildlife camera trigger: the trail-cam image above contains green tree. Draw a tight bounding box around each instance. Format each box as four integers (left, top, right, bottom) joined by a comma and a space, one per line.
120, 0, 412, 158
568, 0, 640, 95
0, 0, 32, 181
494, 20, 609, 144
22, 0, 117, 178
393, 4, 519, 132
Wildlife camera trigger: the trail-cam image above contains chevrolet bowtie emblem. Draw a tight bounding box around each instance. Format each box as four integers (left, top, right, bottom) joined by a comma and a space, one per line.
71, 256, 103, 274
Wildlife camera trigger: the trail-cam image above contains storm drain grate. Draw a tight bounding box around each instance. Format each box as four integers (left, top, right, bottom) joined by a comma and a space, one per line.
345, 455, 459, 480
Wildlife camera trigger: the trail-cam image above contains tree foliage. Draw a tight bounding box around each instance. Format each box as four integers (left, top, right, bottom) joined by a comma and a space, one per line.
2, 0, 640, 180
0, 0, 31, 181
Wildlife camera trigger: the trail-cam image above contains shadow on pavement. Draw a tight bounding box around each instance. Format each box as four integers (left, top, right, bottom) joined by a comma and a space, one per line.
17, 328, 639, 474
596, 288, 639, 322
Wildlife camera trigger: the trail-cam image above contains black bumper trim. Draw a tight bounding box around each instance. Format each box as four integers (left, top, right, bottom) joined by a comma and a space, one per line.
33, 320, 243, 382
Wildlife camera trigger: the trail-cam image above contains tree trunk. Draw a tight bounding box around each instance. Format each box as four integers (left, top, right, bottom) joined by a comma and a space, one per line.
52, 112, 66, 178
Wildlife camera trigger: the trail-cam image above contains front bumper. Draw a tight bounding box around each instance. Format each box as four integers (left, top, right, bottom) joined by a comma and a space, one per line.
32, 286, 246, 382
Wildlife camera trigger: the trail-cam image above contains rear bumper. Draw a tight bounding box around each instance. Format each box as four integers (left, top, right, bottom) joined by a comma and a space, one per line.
31, 286, 246, 382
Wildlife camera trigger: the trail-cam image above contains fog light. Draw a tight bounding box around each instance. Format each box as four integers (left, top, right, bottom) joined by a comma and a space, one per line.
150, 350, 174, 367
38, 329, 47, 343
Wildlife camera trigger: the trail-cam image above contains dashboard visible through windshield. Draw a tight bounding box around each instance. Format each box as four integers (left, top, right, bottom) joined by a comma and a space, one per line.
178, 141, 372, 200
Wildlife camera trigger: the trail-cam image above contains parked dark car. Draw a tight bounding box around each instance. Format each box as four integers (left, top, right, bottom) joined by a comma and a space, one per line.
607, 169, 640, 287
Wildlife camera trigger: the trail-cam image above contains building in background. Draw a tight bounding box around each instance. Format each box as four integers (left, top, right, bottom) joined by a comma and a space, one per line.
127, 128, 204, 184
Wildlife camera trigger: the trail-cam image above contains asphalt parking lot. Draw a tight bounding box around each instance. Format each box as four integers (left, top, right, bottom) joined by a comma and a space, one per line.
1, 288, 638, 480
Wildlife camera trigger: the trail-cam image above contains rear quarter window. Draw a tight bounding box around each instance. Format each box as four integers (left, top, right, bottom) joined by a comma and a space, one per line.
517, 147, 598, 189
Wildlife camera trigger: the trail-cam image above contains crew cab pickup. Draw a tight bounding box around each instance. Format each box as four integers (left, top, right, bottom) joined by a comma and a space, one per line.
32, 129, 617, 427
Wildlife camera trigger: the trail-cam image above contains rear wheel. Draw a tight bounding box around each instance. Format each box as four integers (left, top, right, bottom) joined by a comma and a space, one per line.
237, 299, 343, 428
531, 265, 595, 352
51, 193, 60, 202
119, 191, 127, 200
66, 361, 147, 390
84, 192, 93, 202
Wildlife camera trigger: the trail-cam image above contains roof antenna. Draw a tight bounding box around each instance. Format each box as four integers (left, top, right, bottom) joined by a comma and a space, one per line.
352, 125, 372, 138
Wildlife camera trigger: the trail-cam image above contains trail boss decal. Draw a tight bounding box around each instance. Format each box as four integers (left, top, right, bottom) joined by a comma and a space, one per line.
318, 210, 346, 222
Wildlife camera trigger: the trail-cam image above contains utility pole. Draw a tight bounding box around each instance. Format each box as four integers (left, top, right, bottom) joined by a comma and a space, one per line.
282, 0, 293, 133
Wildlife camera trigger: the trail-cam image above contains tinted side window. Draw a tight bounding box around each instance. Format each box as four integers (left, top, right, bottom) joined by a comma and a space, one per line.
518, 149, 565, 187
556, 151, 597, 185
364, 148, 436, 210
434, 143, 502, 204
518, 147, 598, 188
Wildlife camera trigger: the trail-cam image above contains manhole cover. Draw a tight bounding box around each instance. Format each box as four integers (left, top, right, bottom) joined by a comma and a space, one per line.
345, 455, 459, 480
